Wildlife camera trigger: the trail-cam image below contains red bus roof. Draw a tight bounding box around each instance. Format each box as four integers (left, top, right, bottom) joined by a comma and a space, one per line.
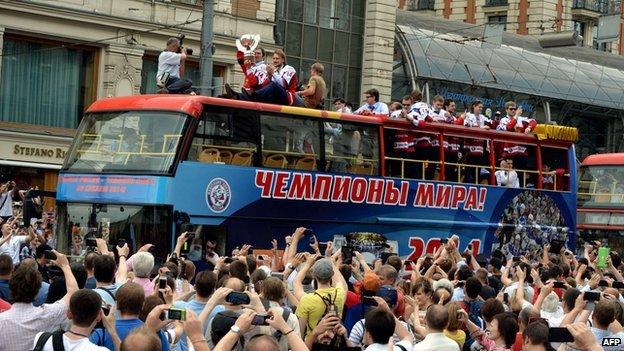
86, 95, 383, 125
582, 153, 624, 166
86, 95, 573, 147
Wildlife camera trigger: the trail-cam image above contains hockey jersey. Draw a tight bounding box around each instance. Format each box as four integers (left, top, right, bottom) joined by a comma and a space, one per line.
236, 51, 269, 94
272, 64, 298, 105
408, 102, 433, 148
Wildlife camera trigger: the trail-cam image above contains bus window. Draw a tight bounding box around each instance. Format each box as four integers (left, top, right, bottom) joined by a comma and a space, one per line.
325, 121, 379, 175
189, 108, 258, 166
541, 146, 569, 191
579, 166, 624, 204
493, 140, 536, 188
260, 114, 320, 170
63, 111, 188, 174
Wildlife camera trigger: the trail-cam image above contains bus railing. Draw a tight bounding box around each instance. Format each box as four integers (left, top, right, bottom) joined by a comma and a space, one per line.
578, 180, 624, 202
385, 156, 569, 190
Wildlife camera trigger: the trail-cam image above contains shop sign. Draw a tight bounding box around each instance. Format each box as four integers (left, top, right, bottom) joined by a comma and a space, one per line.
0, 139, 70, 165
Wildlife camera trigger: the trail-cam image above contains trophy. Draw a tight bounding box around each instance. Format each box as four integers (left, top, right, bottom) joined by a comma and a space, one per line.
236, 34, 261, 58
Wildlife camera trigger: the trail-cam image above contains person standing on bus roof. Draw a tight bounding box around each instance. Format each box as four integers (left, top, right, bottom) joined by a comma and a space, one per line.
405, 90, 434, 180
224, 46, 269, 100
156, 37, 193, 94
354, 89, 389, 115
463, 100, 493, 184
252, 49, 298, 106
294, 62, 326, 109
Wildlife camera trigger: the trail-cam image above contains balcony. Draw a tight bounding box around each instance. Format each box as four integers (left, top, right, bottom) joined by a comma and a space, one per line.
572, 0, 621, 14
485, 0, 509, 6
407, 0, 435, 11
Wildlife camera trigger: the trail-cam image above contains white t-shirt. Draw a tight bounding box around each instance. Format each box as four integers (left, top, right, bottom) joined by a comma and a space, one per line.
33, 332, 110, 351
157, 51, 182, 81
0, 235, 28, 265
0, 190, 13, 217
495, 170, 519, 188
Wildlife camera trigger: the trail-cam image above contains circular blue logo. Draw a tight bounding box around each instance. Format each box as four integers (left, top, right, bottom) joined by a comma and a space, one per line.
205, 178, 231, 213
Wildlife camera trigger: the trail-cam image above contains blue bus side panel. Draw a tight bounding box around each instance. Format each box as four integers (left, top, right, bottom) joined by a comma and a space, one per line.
57, 162, 576, 258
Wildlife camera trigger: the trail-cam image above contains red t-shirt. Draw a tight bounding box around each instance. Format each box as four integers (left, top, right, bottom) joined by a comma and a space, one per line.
0, 298, 11, 313
512, 331, 523, 351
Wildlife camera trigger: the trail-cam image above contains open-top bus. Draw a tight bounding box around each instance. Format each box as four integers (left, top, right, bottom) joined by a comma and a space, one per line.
578, 153, 624, 252
55, 95, 577, 262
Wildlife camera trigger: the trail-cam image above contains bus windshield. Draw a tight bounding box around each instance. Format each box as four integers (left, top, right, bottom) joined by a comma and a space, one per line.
62, 111, 189, 174
578, 165, 624, 206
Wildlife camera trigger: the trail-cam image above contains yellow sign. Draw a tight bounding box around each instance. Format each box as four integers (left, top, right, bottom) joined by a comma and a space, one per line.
13, 144, 66, 159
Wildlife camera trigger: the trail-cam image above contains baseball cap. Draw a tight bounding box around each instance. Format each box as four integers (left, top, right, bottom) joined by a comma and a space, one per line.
377, 285, 398, 307
312, 258, 334, 281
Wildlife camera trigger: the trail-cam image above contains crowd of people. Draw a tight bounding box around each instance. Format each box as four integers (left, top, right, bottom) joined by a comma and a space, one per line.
0, 215, 623, 351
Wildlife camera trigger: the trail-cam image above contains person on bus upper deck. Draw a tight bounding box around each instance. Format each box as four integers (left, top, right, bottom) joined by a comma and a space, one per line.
495, 159, 520, 188
405, 91, 434, 180
224, 45, 269, 100
388, 101, 403, 118
440, 99, 463, 182
294, 62, 326, 109
156, 37, 193, 94
334, 98, 352, 114
463, 100, 493, 184
498, 102, 535, 187
389, 95, 418, 178
251, 49, 298, 106
354, 89, 389, 115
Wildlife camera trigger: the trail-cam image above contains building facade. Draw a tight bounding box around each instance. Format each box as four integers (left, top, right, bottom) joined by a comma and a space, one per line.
399, 0, 624, 55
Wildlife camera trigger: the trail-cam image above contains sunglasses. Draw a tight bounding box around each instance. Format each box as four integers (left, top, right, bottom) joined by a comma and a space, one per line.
365, 95, 373, 98
508, 107, 517, 111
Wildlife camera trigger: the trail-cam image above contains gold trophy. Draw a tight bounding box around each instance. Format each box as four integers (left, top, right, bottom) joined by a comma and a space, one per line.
236, 34, 261, 58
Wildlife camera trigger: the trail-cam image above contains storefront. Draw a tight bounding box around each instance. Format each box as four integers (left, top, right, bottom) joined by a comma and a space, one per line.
0, 128, 72, 211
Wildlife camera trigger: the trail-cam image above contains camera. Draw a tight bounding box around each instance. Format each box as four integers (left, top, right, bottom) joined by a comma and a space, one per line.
251, 314, 270, 325
177, 34, 194, 55
166, 308, 187, 321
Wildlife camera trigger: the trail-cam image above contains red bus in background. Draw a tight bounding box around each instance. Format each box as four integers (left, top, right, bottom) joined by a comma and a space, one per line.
578, 153, 624, 252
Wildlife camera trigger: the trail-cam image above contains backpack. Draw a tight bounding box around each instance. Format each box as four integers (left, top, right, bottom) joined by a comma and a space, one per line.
95, 287, 116, 301
33, 330, 65, 351
260, 298, 292, 341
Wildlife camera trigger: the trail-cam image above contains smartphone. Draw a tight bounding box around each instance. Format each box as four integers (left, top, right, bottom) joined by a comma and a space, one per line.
270, 272, 284, 280
117, 239, 126, 247
224, 257, 234, 264
159, 276, 167, 290
597, 247, 610, 268
512, 257, 521, 263
613, 281, 624, 289
86, 238, 97, 247
362, 296, 378, 306
225, 291, 251, 305
467, 244, 472, 251
553, 281, 566, 289
583, 291, 601, 302
318, 242, 328, 253
257, 255, 266, 261
102, 303, 111, 316
342, 245, 354, 264
309, 236, 316, 245
549, 240, 565, 254
44, 250, 57, 260
166, 308, 187, 321
440, 238, 449, 244
503, 292, 509, 304
598, 280, 609, 287
304, 228, 314, 236
251, 314, 270, 325
548, 327, 574, 343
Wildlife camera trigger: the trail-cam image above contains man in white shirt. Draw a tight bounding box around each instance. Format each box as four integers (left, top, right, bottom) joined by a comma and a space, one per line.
495, 159, 520, 188
354, 89, 389, 116
0, 221, 35, 265
363, 307, 413, 351
156, 37, 193, 94
413, 304, 459, 351
0, 181, 15, 221
32, 289, 120, 351
0, 250, 78, 351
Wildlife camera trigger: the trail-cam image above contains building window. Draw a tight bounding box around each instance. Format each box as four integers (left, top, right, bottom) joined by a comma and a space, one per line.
573, 21, 586, 46
275, 0, 365, 107
488, 15, 508, 31
0, 35, 96, 129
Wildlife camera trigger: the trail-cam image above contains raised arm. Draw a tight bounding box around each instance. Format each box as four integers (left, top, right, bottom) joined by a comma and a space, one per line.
54, 251, 78, 306
115, 244, 130, 283
294, 254, 315, 300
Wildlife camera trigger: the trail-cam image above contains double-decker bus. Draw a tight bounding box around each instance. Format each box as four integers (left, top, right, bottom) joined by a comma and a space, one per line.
578, 153, 624, 252
55, 95, 578, 262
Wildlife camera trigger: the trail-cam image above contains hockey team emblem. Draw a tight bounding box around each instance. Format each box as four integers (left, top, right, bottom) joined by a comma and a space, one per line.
206, 178, 231, 213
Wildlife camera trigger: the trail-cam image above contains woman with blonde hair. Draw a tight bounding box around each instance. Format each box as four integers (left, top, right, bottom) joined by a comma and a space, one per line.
444, 302, 466, 348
